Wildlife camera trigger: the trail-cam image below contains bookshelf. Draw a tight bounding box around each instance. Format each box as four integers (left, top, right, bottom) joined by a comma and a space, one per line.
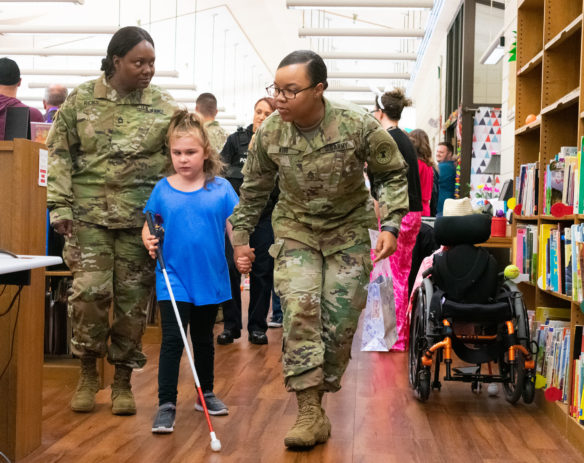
514, 0, 584, 454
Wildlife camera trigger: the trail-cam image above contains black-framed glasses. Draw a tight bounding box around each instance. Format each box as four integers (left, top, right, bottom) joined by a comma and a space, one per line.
266, 83, 316, 99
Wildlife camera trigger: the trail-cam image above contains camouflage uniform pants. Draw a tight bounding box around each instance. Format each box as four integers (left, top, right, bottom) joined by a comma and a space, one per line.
271, 238, 372, 392
63, 220, 154, 368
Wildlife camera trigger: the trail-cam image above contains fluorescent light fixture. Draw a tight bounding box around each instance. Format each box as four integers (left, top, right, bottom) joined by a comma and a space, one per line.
348, 99, 376, 105
329, 72, 410, 79
22, 69, 179, 77
299, 27, 425, 38
479, 35, 505, 65
287, 0, 433, 7
216, 114, 237, 120
319, 51, 417, 60
28, 82, 197, 91
325, 85, 379, 92
0, 25, 117, 34
0, 0, 83, 2
0, 48, 104, 56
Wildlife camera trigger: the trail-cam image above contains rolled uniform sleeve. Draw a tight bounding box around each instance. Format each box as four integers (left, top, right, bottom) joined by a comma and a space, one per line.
228, 128, 277, 245
46, 92, 79, 223
364, 114, 409, 233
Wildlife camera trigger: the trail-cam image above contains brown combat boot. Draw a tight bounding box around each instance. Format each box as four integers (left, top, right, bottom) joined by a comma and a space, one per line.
70, 356, 100, 412
111, 365, 136, 415
284, 387, 331, 448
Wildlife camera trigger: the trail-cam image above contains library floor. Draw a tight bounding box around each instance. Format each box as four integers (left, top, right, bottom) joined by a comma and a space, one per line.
24, 298, 584, 463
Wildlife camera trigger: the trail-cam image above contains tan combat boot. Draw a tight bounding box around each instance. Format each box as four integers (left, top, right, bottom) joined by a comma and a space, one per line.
111, 365, 136, 415
284, 387, 331, 448
70, 356, 100, 412
318, 390, 332, 439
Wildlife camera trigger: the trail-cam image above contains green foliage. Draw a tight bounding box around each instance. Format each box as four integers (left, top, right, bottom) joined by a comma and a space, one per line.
508, 30, 517, 62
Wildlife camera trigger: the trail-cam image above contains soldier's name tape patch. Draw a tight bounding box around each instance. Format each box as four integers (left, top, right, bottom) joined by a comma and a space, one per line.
136, 105, 164, 114
321, 140, 355, 153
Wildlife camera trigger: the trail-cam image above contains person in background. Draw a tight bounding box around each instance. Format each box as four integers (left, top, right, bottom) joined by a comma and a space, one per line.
372, 88, 422, 352
218, 96, 279, 345
230, 50, 408, 448
0, 57, 44, 139
195, 92, 228, 153
47, 26, 177, 416
43, 84, 68, 123
436, 141, 456, 216
407, 129, 439, 298
408, 129, 434, 217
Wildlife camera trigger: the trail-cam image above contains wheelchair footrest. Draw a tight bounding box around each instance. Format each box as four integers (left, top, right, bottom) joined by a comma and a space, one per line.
452, 366, 480, 376
447, 374, 507, 383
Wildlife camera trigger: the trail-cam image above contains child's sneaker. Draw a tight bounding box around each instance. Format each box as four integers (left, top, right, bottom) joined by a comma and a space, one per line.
195, 391, 228, 415
152, 402, 176, 433
268, 316, 283, 328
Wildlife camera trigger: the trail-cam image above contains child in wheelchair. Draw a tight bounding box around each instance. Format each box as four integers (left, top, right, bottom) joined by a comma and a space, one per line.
408, 198, 536, 403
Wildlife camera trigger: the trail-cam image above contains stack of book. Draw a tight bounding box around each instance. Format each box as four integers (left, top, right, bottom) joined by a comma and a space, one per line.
515, 162, 539, 216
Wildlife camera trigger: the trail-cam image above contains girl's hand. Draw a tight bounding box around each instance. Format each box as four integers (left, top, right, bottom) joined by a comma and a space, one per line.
144, 235, 159, 259
236, 256, 252, 274
373, 230, 397, 263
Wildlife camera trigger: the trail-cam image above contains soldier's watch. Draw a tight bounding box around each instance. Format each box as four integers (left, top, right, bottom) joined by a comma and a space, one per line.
380, 225, 399, 239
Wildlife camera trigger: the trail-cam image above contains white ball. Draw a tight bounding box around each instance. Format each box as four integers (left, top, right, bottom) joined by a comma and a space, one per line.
211, 439, 222, 452
487, 383, 499, 396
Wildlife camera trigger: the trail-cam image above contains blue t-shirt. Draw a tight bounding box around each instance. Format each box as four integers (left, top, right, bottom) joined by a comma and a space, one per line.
144, 176, 239, 305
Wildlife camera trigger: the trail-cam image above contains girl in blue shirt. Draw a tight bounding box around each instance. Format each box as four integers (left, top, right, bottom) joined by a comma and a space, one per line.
142, 110, 248, 433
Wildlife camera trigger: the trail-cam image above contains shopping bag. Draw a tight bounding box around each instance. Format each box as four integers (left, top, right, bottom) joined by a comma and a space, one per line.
361, 274, 398, 352
360, 229, 398, 352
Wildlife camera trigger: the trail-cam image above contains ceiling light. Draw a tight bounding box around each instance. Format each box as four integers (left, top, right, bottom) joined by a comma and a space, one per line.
299, 27, 424, 37
0, 48, 104, 56
22, 69, 178, 77
328, 72, 410, 79
0, 25, 117, 34
479, 35, 505, 65
319, 51, 417, 60
287, 0, 433, 7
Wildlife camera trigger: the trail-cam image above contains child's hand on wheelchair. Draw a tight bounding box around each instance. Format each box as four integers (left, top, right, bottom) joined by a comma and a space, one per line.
373, 230, 397, 263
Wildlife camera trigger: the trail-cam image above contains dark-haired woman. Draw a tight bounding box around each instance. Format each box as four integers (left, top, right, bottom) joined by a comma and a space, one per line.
230, 50, 409, 448
408, 128, 435, 217
218, 97, 279, 346
47, 26, 177, 416
372, 90, 422, 352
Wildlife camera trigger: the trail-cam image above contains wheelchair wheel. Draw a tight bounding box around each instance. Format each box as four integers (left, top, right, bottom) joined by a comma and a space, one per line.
522, 374, 535, 404
500, 350, 525, 404
408, 287, 431, 401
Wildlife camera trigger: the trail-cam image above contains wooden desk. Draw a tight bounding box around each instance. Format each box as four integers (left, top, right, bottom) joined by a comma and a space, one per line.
0, 140, 50, 461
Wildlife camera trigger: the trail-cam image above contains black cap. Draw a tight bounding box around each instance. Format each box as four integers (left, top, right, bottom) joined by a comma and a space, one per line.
0, 58, 21, 86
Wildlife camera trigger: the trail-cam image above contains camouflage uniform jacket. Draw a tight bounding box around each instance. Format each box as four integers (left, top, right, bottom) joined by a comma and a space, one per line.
47, 74, 178, 228
230, 97, 409, 256
204, 120, 229, 153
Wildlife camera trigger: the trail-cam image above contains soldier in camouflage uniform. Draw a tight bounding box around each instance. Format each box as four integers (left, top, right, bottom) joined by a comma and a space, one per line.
229, 50, 409, 448
47, 26, 177, 415
195, 92, 228, 153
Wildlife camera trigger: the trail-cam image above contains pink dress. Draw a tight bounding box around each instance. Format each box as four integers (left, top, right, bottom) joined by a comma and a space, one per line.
418, 159, 434, 217
388, 210, 422, 351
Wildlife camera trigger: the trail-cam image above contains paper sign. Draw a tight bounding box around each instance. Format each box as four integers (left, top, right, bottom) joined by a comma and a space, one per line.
38, 148, 48, 187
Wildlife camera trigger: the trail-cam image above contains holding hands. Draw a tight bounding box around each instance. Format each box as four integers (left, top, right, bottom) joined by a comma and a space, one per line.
234, 244, 255, 274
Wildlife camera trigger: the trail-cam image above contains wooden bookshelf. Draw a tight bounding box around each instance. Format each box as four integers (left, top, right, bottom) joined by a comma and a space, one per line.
514, 0, 584, 452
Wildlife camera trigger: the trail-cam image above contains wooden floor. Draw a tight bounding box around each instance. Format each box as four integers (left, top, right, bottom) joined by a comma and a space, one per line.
22, 303, 584, 463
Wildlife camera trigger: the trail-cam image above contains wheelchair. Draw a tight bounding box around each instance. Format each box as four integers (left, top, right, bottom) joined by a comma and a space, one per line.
408, 213, 536, 404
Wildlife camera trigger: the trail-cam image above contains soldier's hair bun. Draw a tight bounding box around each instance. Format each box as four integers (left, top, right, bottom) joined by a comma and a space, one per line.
378, 87, 412, 121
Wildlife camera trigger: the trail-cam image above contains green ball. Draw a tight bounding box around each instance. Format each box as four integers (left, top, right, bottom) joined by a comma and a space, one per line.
504, 265, 520, 279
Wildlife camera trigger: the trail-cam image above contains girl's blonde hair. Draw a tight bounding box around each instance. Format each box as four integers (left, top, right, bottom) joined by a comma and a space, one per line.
166, 109, 225, 187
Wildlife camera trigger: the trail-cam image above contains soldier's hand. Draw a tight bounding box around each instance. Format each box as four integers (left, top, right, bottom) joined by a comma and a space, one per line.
373, 230, 397, 263
236, 256, 252, 274
53, 219, 73, 238
144, 235, 159, 259
234, 244, 255, 273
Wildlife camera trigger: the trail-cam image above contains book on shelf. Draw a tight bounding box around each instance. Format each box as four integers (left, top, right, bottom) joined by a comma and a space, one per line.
515, 162, 538, 216
541, 146, 578, 216
515, 224, 538, 283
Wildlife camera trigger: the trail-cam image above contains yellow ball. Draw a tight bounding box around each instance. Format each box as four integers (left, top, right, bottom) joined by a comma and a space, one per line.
504, 265, 520, 280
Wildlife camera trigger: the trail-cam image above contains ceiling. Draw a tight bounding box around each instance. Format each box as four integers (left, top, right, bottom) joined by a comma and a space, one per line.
0, 0, 437, 128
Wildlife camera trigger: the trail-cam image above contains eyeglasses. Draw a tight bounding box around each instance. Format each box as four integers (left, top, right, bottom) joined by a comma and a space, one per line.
266, 83, 316, 99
